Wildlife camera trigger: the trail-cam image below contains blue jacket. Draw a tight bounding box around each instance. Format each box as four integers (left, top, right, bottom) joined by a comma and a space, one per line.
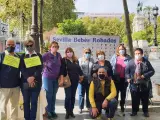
110, 54, 131, 74
125, 58, 155, 92
0, 52, 21, 88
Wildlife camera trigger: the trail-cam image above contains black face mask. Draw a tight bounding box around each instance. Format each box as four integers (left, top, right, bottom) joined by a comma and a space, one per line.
98, 74, 105, 80
6, 46, 15, 53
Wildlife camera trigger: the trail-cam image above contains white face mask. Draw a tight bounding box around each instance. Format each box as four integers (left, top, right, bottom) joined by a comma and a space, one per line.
135, 55, 142, 60
98, 55, 105, 61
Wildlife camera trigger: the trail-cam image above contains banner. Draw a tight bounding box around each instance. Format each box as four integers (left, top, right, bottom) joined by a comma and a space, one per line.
50, 35, 120, 60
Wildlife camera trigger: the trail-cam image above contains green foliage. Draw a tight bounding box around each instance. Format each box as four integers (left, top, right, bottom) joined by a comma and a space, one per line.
132, 30, 147, 40
0, 0, 76, 33
57, 19, 86, 35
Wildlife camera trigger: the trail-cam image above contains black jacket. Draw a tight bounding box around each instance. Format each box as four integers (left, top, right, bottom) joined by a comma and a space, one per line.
20, 53, 43, 85
0, 52, 21, 88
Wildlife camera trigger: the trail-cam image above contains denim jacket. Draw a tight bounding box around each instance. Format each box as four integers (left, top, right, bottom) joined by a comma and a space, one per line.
110, 54, 131, 74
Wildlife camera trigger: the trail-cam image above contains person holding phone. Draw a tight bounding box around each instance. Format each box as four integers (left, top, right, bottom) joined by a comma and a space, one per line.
20, 39, 43, 120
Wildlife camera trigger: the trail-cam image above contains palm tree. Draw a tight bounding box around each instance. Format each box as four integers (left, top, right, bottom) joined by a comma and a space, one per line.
122, 0, 134, 57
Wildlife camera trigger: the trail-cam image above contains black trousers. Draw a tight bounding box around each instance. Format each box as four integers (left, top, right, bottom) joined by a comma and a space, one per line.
115, 78, 128, 107
89, 93, 117, 119
131, 88, 149, 113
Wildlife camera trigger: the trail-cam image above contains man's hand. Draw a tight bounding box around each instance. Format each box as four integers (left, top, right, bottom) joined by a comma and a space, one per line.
102, 99, 108, 109
91, 108, 99, 117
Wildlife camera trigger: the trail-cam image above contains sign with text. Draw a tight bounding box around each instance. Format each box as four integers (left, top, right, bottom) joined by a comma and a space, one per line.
24, 56, 42, 68
50, 35, 120, 60
3, 55, 20, 68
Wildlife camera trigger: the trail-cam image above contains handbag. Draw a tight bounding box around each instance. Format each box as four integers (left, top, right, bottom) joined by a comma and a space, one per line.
58, 59, 71, 88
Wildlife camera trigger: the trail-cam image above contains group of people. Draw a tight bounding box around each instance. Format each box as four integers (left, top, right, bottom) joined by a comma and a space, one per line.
0, 38, 155, 120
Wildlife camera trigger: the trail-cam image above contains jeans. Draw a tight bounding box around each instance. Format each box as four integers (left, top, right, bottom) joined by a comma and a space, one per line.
89, 93, 117, 119
115, 78, 128, 108
42, 77, 58, 114
21, 86, 41, 120
64, 80, 78, 111
78, 80, 90, 109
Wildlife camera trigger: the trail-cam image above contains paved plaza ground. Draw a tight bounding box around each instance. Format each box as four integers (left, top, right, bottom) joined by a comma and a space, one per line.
15, 60, 160, 120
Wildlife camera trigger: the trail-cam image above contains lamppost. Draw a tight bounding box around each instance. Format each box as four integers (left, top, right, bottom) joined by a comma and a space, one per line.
31, 0, 40, 52
152, 5, 159, 46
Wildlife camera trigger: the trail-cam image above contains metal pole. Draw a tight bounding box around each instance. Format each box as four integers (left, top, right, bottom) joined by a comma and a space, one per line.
153, 16, 158, 46
40, 0, 44, 53
31, 0, 40, 53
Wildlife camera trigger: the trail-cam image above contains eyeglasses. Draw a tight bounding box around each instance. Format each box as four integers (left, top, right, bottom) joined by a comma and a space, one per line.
85, 52, 91, 54
26, 45, 33, 48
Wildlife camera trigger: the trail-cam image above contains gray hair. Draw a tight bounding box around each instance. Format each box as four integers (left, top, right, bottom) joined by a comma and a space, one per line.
6, 37, 16, 44
24, 38, 35, 46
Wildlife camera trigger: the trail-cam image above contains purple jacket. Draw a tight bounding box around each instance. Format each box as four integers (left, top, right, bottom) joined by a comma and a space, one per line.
42, 52, 62, 79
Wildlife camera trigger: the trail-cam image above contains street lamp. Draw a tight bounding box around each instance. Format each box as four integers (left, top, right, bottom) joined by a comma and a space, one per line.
152, 5, 159, 46
30, 0, 40, 52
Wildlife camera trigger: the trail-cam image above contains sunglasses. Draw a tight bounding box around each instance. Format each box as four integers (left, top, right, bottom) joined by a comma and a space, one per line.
85, 52, 91, 54
26, 45, 33, 48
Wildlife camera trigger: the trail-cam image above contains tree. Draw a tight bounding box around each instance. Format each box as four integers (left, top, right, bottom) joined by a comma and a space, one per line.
57, 19, 86, 35
0, 0, 76, 32
122, 0, 134, 57
132, 30, 147, 40
143, 6, 152, 24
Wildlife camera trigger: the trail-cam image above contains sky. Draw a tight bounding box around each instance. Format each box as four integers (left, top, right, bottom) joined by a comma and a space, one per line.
75, 0, 160, 13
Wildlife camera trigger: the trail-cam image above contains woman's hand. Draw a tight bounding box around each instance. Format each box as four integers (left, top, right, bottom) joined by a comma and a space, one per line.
27, 76, 35, 87
79, 76, 84, 83
59, 75, 64, 87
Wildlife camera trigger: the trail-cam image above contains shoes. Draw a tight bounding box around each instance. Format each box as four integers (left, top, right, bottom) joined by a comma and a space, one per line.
43, 111, 52, 119
65, 111, 70, 119
96, 114, 101, 119
130, 112, 137, 116
121, 106, 125, 112
79, 109, 82, 114
70, 111, 75, 118
51, 112, 58, 118
144, 112, 149, 117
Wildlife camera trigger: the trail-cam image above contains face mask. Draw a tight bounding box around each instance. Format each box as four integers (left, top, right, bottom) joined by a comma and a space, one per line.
26, 46, 34, 52
51, 47, 57, 53
6, 46, 15, 53
119, 50, 125, 55
67, 52, 73, 58
98, 74, 105, 80
135, 55, 142, 60
84, 54, 91, 59
98, 55, 105, 61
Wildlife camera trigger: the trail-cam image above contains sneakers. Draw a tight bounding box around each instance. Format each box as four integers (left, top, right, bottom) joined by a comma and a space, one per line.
70, 111, 75, 118
43, 111, 58, 119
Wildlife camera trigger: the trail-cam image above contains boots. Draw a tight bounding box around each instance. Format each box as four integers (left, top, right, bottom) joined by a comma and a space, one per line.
65, 110, 70, 119
70, 110, 75, 118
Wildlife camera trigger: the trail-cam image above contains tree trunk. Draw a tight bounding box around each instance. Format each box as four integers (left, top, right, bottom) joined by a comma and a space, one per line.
122, 0, 134, 57
40, 0, 44, 53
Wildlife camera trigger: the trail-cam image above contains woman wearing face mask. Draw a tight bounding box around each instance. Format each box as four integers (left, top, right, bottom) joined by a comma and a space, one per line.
42, 41, 63, 119
110, 44, 131, 113
92, 50, 113, 78
61, 47, 83, 119
125, 48, 155, 117
20, 39, 43, 120
78, 48, 94, 113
